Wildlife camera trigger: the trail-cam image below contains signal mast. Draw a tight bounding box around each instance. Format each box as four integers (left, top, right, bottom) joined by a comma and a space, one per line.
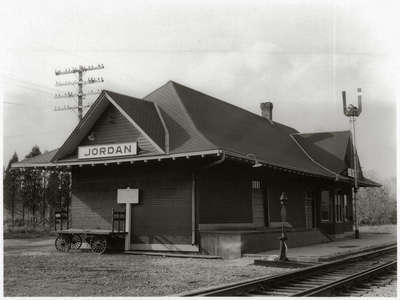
342, 88, 362, 239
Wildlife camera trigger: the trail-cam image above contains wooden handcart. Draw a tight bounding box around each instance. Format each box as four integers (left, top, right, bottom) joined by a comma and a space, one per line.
54, 209, 126, 254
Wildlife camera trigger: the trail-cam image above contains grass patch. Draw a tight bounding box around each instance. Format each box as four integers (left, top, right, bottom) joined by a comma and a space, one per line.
4, 227, 56, 239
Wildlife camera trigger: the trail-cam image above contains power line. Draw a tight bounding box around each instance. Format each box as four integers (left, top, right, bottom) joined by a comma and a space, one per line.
1, 72, 59, 94
1, 101, 52, 109
55, 64, 104, 120
4, 130, 62, 138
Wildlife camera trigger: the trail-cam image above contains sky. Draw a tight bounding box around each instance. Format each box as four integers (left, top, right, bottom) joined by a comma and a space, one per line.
1, 0, 398, 181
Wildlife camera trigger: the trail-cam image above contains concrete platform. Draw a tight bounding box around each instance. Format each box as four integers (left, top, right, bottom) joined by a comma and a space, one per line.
125, 250, 222, 259
245, 231, 397, 263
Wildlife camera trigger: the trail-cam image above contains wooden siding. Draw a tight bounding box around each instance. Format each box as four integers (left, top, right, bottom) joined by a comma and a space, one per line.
198, 164, 252, 224
70, 163, 192, 244
80, 104, 160, 154
304, 195, 313, 230
252, 188, 265, 227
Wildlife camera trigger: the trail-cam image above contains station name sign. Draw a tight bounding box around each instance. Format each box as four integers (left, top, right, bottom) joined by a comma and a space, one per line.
78, 142, 137, 159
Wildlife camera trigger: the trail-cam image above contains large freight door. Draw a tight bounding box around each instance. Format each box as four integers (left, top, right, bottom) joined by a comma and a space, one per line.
131, 175, 196, 251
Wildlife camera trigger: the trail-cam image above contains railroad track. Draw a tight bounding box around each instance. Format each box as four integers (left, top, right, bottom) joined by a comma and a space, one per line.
179, 245, 397, 297
337, 268, 397, 296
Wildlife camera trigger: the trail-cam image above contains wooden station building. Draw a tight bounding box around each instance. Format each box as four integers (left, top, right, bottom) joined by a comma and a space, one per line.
14, 81, 379, 258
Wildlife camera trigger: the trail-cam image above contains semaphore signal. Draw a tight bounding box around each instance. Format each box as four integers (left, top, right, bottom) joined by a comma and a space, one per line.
342, 88, 362, 240
54, 64, 104, 121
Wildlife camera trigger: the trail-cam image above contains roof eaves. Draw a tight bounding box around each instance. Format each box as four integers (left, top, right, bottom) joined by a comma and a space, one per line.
297, 130, 350, 136
11, 162, 55, 168
49, 149, 222, 166
222, 149, 336, 180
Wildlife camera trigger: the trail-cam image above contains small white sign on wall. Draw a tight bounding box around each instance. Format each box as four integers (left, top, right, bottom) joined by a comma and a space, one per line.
117, 188, 139, 204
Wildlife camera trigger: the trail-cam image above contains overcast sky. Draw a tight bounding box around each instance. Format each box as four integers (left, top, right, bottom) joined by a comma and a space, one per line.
1, 0, 398, 181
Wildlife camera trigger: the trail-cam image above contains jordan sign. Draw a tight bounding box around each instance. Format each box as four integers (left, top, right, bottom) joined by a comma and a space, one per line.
78, 142, 137, 159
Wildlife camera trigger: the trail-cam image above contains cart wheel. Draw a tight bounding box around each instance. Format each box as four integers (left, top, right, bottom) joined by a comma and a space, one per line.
90, 237, 107, 254
55, 235, 71, 252
70, 234, 82, 250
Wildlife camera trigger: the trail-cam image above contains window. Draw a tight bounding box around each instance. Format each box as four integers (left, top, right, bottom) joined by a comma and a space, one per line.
252, 180, 261, 189
334, 193, 346, 223
320, 190, 330, 222
344, 194, 351, 222
334, 194, 342, 223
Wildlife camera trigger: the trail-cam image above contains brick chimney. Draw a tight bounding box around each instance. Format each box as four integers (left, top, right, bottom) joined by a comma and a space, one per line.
260, 102, 273, 123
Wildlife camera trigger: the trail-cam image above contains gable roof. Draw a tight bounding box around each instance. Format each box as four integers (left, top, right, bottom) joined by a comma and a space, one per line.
11, 81, 379, 186
105, 91, 166, 152
51, 91, 167, 162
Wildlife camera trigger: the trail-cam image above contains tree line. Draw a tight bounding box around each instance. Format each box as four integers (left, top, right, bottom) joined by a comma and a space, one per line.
357, 171, 396, 225
3, 146, 71, 230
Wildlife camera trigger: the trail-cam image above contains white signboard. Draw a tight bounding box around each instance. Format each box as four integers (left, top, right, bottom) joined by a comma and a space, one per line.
78, 142, 137, 159
117, 188, 139, 204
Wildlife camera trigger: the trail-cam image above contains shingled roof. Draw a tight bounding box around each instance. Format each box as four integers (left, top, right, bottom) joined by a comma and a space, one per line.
11, 81, 379, 186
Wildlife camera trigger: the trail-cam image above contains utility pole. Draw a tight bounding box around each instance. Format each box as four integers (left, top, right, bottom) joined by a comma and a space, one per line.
342, 88, 362, 239
55, 64, 104, 121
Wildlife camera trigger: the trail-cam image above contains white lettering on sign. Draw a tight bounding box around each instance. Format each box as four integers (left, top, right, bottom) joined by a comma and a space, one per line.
78, 142, 137, 159
117, 188, 139, 204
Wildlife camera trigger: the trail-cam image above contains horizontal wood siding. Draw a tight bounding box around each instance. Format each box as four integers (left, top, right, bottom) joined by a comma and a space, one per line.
70, 162, 192, 244
252, 188, 265, 227
198, 164, 252, 224
80, 104, 160, 154
132, 174, 192, 244
71, 190, 123, 230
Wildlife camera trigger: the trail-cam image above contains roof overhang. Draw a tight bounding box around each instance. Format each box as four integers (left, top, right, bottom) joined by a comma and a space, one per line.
11, 148, 343, 181
13, 150, 222, 168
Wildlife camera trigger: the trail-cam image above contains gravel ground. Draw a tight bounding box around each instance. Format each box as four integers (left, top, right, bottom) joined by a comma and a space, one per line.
4, 238, 293, 297
362, 279, 397, 297
346, 276, 397, 297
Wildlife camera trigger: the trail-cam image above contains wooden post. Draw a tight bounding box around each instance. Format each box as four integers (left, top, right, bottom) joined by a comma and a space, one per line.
191, 173, 196, 245
125, 203, 132, 251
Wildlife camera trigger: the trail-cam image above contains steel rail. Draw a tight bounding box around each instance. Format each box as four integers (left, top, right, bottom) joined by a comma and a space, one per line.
178, 245, 397, 297
294, 260, 397, 296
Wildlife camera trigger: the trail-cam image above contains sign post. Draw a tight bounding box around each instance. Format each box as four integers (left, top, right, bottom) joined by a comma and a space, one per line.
125, 203, 132, 251
117, 188, 139, 251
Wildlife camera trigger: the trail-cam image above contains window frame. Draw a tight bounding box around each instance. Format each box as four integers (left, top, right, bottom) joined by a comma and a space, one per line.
320, 190, 330, 222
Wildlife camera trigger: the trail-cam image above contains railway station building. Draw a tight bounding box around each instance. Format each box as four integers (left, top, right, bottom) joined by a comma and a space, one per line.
14, 81, 379, 258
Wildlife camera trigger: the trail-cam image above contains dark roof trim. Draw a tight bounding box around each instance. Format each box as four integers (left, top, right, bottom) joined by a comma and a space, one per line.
154, 103, 169, 153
